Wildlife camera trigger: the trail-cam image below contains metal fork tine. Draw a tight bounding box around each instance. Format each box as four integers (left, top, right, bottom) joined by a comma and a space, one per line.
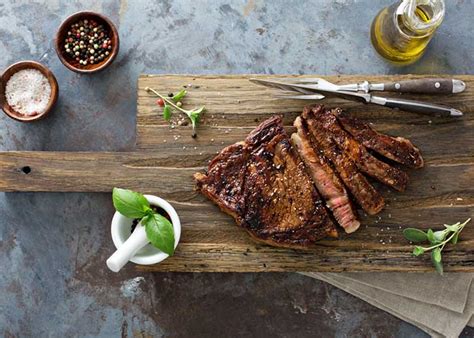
273, 77, 324, 84
273, 77, 340, 91
274, 94, 325, 100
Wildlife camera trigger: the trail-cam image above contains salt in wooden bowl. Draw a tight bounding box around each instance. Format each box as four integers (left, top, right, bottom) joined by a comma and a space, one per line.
0, 61, 59, 122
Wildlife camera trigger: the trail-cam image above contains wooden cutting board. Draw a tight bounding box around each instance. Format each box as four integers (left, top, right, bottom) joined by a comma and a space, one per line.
0, 74, 473, 272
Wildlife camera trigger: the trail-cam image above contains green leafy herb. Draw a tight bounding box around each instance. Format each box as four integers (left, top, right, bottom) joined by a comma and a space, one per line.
433, 230, 445, 242
451, 232, 459, 245
412, 246, 425, 256
172, 89, 187, 102
403, 218, 470, 275
163, 104, 172, 121
112, 187, 175, 256
143, 213, 175, 256
426, 229, 436, 244
431, 248, 443, 275
112, 188, 150, 219
145, 87, 205, 137
402, 228, 428, 243
189, 106, 204, 137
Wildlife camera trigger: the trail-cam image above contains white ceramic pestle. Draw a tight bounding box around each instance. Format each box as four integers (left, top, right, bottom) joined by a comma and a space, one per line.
106, 195, 181, 272
106, 222, 149, 272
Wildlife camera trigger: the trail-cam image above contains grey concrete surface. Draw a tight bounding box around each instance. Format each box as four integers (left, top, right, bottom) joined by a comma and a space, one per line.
1, 0, 473, 337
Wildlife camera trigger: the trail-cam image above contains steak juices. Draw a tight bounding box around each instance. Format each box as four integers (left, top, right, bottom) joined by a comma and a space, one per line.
194, 105, 423, 249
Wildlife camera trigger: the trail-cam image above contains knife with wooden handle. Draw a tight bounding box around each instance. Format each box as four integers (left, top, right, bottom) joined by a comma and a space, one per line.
381, 78, 466, 94
337, 78, 466, 94
250, 78, 464, 117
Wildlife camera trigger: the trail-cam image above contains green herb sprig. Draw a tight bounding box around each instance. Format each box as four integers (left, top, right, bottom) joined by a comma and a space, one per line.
403, 218, 470, 275
145, 87, 205, 138
112, 188, 175, 256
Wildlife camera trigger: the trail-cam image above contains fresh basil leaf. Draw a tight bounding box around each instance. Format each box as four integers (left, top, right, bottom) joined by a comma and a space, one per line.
143, 213, 175, 256
172, 89, 187, 102
163, 104, 172, 121
403, 228, 428, 243
412, 246, 425, 256
431, 249, 443, 275
451, 232, 459, 244
112, 188, 150, 218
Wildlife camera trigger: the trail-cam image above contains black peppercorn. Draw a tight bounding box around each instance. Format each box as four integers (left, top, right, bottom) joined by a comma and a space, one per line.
63, 18, 113, 67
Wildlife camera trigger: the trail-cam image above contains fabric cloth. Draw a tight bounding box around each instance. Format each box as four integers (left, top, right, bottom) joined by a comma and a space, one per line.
301, 273, 473, 338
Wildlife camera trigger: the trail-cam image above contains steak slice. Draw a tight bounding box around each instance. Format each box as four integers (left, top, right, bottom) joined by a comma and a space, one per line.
194, 141, 248, 222
291, 116, 360, 233
332, 110, 424, 168
195, 116, 337, 248
314, 108, 408, 192
302, 106, 385, 215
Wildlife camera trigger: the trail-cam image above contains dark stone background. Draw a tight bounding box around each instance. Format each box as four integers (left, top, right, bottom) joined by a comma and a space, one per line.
1, 1, 472, 336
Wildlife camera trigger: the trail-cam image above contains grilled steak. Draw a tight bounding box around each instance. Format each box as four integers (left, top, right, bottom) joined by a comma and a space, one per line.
313, 108, 408, 191
291, 116, 360, 233
195, 116, 337, 248
332, 110, 424, 168
195, 105, 424, 246
302, 106, 385, 215
194, 142, 248, 222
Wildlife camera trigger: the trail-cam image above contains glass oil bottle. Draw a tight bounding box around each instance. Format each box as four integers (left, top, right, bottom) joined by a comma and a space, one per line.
371, 0, 445, 64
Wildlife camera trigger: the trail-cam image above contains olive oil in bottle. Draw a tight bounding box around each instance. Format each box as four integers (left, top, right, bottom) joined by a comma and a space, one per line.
371, 0, 445, 64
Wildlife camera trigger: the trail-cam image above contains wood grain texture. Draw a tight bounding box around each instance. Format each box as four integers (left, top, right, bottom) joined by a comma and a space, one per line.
0, 74, 472, 272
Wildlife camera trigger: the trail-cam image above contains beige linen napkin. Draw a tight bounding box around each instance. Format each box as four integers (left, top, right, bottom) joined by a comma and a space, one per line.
301, 272, 473, 338
335, 273, 473, 313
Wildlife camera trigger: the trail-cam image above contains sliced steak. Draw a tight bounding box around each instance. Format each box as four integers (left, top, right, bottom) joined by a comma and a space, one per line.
292, 116, 360, 233
302, 106, 385, 215
314, 108, 408, 191
194, 141, 248, 222
195, 116, 337, 248
332, 109, 424, 168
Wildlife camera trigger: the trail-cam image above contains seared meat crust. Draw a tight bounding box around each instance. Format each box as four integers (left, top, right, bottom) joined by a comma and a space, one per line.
332, 110, 424, 169
303, 106, 385, 215
195, 106, 424, 246
195, 116, 337, 248
315, 108, 408, 192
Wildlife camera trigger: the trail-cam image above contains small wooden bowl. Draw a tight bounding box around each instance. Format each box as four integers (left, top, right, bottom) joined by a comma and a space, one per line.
55, 11, 119, 73
0, 61, 59, 122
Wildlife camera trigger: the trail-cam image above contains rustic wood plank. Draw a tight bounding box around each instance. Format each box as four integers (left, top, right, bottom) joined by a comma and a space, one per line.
0, 150, 472, 272
135, 74, 474, 271
0, 152, 199, 200
136, 74, 474, 165
135, 121, 474, 165
0, 152, 472, 205
137, 74, 474, 142
136, 242, 473, 272
0, 74, 472, 272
